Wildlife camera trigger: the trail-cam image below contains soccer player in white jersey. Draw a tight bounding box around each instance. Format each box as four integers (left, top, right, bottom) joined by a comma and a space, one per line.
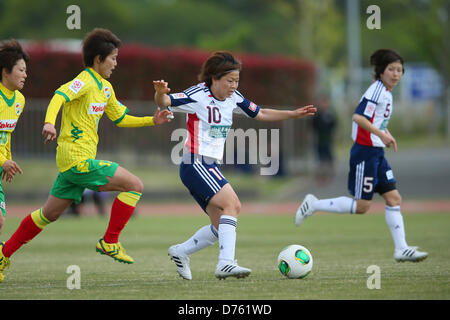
295, 49, 428, 262
154, 51, 316, 280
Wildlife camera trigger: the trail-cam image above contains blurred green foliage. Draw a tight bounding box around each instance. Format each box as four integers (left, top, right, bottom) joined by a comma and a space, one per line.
1, 0, 448, 140
0, 0, 447, 70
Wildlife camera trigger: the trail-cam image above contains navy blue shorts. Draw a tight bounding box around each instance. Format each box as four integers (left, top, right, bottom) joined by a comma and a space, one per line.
347, 143, 397, 200
180, 154, 229, 212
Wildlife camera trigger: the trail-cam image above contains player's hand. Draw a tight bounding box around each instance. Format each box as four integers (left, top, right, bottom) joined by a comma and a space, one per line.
153, 107, 174, 125
382, 130, 397, 152
42, 123, 57, 144
292, 105, 317, 119
153, 80, 171, 95
1, 159, 23, 183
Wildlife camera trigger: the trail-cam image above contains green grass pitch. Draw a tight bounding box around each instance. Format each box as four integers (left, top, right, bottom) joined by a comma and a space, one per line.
0, 212, 449, 300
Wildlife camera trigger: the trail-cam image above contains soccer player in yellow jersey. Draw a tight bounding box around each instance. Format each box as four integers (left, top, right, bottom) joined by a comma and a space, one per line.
0, 28, 173, 282
0, 40, 28, 237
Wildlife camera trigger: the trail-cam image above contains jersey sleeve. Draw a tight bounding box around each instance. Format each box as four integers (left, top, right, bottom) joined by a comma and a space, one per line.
354, 81, 384, 120
167, 85, 200, 113
16, 92, 25, 117
104, 85, 129, 124
354, 97, 377, 120
234, 90, 260, 118
0, 148, 7, 166
54, 77, 89, 103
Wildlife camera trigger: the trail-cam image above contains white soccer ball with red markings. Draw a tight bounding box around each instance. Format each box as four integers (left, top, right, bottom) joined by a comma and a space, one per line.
277, 244, 313, 279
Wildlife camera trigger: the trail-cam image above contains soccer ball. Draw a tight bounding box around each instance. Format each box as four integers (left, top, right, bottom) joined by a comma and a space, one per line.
277, 244, 313, 279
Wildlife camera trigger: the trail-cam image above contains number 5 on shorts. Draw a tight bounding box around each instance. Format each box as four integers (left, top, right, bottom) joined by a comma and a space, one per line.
363, 177, 374, 193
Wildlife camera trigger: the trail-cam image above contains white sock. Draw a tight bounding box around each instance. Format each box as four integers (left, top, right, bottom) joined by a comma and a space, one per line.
218, 215, 237, 263
178, 224, 218, 256
385, 205, 408, 249
312, 196, 356, 214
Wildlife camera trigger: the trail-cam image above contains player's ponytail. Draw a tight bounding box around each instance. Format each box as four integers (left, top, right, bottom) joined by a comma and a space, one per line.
370, 49, 404, 80
198, 51, 241, 87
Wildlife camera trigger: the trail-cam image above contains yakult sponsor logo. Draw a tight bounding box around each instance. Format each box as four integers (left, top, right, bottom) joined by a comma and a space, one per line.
88, 102, 107, 115
0, 119, 18, 131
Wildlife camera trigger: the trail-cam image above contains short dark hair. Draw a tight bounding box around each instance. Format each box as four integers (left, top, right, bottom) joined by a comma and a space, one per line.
370, 49, 404, 80
0, 39, 29, 81
82, 28, 121, 67
198, 51, 242, 87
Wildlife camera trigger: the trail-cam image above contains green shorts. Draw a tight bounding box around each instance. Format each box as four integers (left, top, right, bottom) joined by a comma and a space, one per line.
50, 159, 119, 204
0, 168, 4, 217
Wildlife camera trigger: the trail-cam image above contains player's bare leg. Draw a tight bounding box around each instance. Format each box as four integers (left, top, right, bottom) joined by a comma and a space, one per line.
41, 196, 74, 221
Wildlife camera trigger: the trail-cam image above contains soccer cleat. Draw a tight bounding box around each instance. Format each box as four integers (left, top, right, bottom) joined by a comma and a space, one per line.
295, 194, 318, 226
0, 242, 11, 283
394, 246, 428, 262
96, 238, 134, 264
168, 245, 192, 280
215, 260, 251, 280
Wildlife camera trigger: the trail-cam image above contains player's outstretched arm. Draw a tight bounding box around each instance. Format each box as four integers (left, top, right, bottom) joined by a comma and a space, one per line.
255, 105, 316, 122
153, 80, 172, 107
115, 107, 174, 128
153, 107, 174, 124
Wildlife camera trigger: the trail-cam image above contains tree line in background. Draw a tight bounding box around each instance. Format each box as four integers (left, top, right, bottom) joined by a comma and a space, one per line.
0, 0, 447, 71
0, 0, 448, 135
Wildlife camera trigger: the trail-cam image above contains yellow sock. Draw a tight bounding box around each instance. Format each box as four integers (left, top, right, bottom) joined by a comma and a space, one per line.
117, 191, 142, 207
30, 208, 51, 229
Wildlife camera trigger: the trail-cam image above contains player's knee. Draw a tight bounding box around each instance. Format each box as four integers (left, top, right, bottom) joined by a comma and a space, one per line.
223, 199, 241, 217
234, 199, 242, 216
355, 201, 371, 214
129, 177, 144, 194
386, 193, 402, 207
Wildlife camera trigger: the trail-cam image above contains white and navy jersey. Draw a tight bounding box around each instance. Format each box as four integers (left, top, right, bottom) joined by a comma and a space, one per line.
352, 80, 393, 147
168, 82, 260, 160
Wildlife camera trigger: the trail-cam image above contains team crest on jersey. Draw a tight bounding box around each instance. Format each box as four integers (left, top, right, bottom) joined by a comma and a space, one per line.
0, 201, 5, 210
15, 102, 22, 115
173, 93, 188, 99
364, 102, 376, 118
88, 102, 107, 115
249, 101, 257, 112
69, 78, 85, 94
103, 86, 111, 98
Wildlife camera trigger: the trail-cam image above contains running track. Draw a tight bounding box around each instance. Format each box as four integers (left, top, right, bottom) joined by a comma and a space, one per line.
6, 200, 450, 217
